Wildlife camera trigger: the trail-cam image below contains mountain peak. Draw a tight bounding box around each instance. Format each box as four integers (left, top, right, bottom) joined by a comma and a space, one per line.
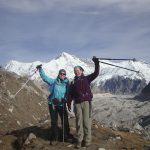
61, 52, 70, 56
8, 60, 19, 64
55, 52, 79, 62
59, 52, 73, 59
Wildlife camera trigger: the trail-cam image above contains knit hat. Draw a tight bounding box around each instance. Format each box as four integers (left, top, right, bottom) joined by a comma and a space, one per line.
59, 69, 66, 74
74, 66, 84, 71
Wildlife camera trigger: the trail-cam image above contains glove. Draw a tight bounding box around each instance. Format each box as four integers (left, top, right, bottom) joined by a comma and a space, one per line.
36, 64, 42, 70
67, 103, 71, 112
67, 101, 72, 112
62, 98, 66, 104
92, 56, 99, 63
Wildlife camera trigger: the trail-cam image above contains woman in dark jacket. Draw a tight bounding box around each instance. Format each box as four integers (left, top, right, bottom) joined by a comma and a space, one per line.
68, 57, 100, 148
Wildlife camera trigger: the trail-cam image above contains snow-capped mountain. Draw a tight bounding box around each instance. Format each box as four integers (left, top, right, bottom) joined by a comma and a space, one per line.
5, 60, 43, 77
5, 52, 150, 94
5, 52, 93, 80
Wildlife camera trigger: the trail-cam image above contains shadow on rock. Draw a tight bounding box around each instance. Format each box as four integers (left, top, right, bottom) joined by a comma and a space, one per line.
9, 124, 56, 149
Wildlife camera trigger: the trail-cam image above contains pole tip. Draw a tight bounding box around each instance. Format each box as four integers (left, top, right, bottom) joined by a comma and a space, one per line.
133, 58, 136, 62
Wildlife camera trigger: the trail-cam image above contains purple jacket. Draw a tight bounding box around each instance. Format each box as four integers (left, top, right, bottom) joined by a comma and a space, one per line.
70, 62, 99, 103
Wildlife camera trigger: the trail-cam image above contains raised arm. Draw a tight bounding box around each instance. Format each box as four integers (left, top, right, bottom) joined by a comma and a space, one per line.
36, 65, 55, 85
39, 69, 55, 85
87, 56, 100, 82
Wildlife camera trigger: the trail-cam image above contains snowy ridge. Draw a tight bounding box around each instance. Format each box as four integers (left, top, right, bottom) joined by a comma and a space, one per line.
5, 60, 44, 76
5, 52, 150, 84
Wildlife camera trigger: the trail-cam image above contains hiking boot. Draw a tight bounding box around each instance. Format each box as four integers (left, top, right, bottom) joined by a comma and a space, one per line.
64, 137, 72, 143
85, 142, 91, 147
50, 140, 58, 146
75, 142, 81, 149
67, 133, 74, 139
64, 133, 75, 143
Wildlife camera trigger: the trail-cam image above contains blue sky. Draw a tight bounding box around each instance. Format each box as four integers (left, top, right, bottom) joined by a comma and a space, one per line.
0, 0, 150, 65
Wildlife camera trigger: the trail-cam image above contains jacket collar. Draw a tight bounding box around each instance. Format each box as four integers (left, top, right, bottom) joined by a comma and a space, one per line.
56, 77, 68, 83
75, 74, 84, 80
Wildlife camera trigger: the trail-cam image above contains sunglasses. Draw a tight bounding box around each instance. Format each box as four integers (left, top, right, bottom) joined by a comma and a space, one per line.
60, 73, 66, 76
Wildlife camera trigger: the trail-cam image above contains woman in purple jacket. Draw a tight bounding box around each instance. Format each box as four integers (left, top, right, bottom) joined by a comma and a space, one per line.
68, 57, 100, 148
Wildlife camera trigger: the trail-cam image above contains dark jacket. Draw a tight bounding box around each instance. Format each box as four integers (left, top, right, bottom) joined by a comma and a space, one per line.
70, 62, 99, 103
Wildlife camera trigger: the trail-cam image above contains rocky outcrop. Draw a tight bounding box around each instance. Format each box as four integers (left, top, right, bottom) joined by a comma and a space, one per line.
92, 76, 146, 94
141, 82, 150, 95
92, 94, 150, 140
134, 82, 150, 101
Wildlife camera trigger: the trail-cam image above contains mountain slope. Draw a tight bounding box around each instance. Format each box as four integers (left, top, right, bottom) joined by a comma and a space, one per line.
0, 69, 48, 133
0, 67, 150, 150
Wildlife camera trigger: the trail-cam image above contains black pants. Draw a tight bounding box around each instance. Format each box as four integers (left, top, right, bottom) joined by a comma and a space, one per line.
49, 104, 70, 141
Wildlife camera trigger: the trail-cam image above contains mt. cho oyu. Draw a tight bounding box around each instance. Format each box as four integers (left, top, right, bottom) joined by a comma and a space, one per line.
5, 52, 150, 94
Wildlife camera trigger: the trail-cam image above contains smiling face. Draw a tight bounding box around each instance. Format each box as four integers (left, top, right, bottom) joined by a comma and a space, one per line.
58, 71, 66, 80
74, 67, 83, 77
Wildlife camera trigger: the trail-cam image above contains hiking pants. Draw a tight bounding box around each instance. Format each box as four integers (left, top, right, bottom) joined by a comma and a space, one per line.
49, 104, 70, 141
74, 101, 92, 144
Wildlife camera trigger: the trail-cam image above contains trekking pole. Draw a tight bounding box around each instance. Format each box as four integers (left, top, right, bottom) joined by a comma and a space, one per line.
99, 61, 140, 73
97, 58, 136, 61
62, 101, 65, 144
12, 69, 38, 99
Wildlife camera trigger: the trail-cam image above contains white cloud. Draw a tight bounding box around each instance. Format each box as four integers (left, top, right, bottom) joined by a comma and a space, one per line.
0, 0, 150, 64
0, 0, 54, 13
0, 0, 150, 14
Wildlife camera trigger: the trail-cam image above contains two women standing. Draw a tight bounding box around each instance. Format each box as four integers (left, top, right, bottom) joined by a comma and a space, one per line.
36, 56, 100, 148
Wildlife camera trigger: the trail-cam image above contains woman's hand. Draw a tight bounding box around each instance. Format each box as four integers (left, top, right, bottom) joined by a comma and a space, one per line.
36, 64, 42, 70
92, 56, 99, 63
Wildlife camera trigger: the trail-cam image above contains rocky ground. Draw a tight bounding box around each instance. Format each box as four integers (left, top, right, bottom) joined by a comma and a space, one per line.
92, 94, 150, 140
0, 118, 150, 150
0, 69, 150, 149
